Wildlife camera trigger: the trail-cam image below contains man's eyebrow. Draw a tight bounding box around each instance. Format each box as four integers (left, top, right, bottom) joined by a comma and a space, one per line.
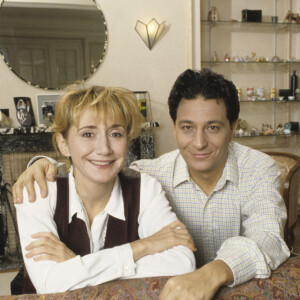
207, 120, 225, 125
177, 120, 225, 125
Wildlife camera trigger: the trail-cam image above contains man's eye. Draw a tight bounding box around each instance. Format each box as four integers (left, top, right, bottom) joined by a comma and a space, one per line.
182, 125, 193, 131
208, 126, 219, 132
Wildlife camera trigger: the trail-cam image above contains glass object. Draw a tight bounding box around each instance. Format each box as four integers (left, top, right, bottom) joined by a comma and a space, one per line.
134, 91, 149, 119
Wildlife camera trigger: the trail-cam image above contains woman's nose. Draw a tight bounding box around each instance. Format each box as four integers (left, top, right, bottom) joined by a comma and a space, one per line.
95, 136, 112, 155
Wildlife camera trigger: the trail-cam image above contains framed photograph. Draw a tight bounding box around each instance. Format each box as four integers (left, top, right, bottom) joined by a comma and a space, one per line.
36, 94, 61, 126
14, 97, 36, 127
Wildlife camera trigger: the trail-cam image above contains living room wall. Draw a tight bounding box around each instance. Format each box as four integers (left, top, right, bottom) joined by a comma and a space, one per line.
0, 0, 197, 157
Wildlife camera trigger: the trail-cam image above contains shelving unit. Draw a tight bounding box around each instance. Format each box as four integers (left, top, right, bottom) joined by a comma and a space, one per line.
200, 0, 300, 146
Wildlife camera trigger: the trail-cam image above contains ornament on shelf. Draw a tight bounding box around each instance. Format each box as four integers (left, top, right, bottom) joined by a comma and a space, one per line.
271, 56, 280, 62
283, 10, 300, 23
237, 87, 242, 100
246, 87, 254, 100
211, 51, 218, 62
275, 124, 284, 135
233, 55, 240, 62
208, 6, 219, 21
262, 124, 274, 135
250, 52, 257, 62
224, 53, 230, 62
270, 88, 276, 101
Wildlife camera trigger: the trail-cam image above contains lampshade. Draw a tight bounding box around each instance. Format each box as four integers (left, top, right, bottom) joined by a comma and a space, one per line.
135, 18, 165, 50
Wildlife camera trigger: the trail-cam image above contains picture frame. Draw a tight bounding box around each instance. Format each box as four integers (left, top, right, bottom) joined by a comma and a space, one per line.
36, 94, 61, 126
14, 97, 36, 127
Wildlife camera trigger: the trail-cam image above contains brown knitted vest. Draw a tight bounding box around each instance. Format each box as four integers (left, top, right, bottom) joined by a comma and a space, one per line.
23, 169, 141, 294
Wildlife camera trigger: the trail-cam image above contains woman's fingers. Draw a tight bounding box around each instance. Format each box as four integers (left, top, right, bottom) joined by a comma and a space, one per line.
25, 231, 76, 262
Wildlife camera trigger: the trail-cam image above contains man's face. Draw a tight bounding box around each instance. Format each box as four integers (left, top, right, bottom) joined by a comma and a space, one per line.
173, 96, 236, 183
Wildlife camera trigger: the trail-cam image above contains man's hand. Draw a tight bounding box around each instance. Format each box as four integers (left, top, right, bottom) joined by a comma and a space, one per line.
25, 232, 76, 263
130, 220, 196, 261
13, 158, 57, 203
159, 260, 234, 300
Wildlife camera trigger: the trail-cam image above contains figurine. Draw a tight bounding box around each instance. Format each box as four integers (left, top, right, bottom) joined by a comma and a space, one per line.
208, 6, 219, 21
284, 10, 300, 23
224, 53, 230, 62
251, 127, 260, 136
262, 124, 274, 135
233, 55, 240, 62
275, 124, 284, 135
250, 52, 257, 62
271, 56, 280, 62
236, 118, 248, 131
211, 51, 218, 62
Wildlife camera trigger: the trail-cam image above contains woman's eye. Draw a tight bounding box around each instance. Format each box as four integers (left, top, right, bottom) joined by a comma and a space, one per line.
82, 132, 94, 138
111, 131, 123, 137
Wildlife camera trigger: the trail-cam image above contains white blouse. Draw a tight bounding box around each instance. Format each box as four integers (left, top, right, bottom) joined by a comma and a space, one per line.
15, 169, 195, 294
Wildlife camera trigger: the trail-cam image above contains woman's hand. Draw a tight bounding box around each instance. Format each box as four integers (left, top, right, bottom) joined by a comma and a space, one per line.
25, 232, 76, 262
131, 220, 196, 261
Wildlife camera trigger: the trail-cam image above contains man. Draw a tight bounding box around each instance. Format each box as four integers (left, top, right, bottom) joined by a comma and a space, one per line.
13, 69, 290, 299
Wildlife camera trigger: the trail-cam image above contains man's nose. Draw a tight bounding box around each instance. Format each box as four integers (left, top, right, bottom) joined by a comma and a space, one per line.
193, 130, 207, 149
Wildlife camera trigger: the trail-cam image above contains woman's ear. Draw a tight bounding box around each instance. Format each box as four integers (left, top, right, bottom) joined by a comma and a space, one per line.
56, 133, 70, 157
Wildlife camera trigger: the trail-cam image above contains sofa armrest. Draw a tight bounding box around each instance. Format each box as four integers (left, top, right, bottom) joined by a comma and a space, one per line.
2, 256, 300, 299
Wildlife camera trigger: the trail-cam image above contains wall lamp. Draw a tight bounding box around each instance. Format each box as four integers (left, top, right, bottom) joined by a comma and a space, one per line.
135, 18, 165, 50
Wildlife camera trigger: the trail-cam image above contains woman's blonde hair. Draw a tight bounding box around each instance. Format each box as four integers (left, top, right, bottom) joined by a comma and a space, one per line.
51, 85, 144, 151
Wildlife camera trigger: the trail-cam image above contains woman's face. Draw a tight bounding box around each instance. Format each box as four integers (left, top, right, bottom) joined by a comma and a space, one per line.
57, 108, 128, 188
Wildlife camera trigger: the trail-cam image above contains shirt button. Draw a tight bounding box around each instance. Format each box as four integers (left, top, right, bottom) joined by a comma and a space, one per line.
124, 265, 129, 271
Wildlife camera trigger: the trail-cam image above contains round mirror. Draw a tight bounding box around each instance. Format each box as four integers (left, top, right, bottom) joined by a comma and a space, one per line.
0, 0, 107, 90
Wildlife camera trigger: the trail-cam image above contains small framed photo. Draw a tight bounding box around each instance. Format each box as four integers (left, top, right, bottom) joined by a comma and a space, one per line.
14, 97, 36, 127
36, 94, 61, 126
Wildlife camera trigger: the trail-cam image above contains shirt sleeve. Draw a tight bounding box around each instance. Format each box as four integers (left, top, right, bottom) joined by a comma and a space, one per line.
124, 173, 196, 278
15, 182, 137, 294
27, 155, 58, 168
215, 160, 290, 286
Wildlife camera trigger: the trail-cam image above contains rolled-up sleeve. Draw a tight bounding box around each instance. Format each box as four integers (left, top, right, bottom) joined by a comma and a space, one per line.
216, 161, 290, 286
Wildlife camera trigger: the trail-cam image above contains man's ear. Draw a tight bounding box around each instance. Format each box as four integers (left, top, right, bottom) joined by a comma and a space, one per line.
230, 120, 238, 140
172, 120, 176, 137
56, 133, 70, 157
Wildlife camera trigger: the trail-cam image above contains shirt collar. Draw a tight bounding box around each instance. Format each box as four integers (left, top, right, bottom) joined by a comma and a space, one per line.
68, 166, 125, 223
217, 143, 239, 188
173, 152, 190, 187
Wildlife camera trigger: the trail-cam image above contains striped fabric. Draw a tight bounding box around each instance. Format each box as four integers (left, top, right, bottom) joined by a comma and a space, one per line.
130, 141, 290, 286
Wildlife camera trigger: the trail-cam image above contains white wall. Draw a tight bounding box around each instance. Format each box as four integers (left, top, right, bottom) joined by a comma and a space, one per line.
0, 0, 196, 157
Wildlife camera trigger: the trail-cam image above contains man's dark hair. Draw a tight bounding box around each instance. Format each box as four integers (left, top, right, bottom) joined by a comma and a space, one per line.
168, 68, 240, 126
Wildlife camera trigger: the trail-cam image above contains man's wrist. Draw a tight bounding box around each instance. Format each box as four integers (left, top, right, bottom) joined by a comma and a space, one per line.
196, 260, 234, 292
27, 156, 58, 168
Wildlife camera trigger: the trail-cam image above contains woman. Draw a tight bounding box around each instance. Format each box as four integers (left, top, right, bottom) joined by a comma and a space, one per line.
15, 86, 195, 294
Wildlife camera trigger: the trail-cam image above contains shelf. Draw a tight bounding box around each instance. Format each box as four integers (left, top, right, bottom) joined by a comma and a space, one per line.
201, 0, 300, 147
201, 20, 300, 28
201, 61, 300, 65
239, 99, 300, 103
234, 133, 298, 139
